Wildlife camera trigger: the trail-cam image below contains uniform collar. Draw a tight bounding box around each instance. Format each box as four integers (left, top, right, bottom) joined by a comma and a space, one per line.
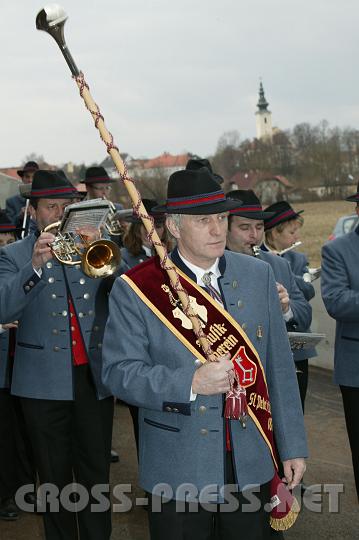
142, 245, 152, 258
170, 247, 226, 282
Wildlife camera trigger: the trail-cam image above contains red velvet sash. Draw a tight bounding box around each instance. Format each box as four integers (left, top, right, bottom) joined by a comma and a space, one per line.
123, 257, 277, 464
122, 256, 299, 530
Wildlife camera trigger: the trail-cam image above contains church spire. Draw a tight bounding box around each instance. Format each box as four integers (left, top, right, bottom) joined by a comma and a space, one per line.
257, 81, 269, 112
255, 80, 272, 141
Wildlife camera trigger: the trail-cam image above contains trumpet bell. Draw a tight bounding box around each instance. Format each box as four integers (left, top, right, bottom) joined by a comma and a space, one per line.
82, 239, 121, 278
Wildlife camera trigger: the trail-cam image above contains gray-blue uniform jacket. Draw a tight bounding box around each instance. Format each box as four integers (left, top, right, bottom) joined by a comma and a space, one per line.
121, 247, 149, 269
0, 233, 122, 400
5, 194, 25, 225
321, 226, 359, 387
259, 250, 314, 361
102, 249, 308, 500
282, 251, 315, 302
0, 331, 10, 389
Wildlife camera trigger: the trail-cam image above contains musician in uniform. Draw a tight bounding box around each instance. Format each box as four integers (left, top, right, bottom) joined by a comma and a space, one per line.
102, 167, 307, 540
5, 161, 39, 236
122, 198, 170, 268
321, 183, 359, 501
0, 170, 121, 540
226, 191, 313, 411
262, 201, 317, 410
0, 212, 36, 521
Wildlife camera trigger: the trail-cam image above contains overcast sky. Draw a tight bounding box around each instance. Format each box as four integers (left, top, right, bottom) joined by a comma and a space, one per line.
0, 0, 358, 168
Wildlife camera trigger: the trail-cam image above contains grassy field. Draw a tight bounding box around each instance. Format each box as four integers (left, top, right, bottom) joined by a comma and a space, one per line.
289, 200, 352, 266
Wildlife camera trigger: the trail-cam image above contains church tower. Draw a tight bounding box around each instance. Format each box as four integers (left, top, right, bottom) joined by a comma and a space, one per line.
255, 82, 273, 141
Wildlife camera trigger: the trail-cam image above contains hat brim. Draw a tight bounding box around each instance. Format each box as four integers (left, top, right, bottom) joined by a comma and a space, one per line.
24, 191, 82, 200
345, 194, 359, 202
81, 178, 116, 185
125, 215, 166, 224
17, 169, 38, 177
230, 210, 275, 220
264, 209, 304, 230
152, 198, 242, 215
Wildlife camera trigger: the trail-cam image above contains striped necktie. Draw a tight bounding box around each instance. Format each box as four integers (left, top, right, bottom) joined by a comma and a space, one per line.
202, 272, 223, 306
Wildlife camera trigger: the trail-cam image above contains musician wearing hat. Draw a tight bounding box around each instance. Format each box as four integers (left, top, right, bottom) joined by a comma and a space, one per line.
122, 199, 171, 268
262, 201, 317, 409
5, 161, 39, 231
226, 191, 313, 411
82, 165, 125, 246
321, 183, 359, 501
263, 201, 315, 302
185, 156, 224, 184
102, 167, 307, 539
0, 170, 120, 539
0, 211, 36, 521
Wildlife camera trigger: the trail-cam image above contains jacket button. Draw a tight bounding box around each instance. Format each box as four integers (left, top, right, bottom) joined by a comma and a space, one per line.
88, 310, 94, 316
200, 428, 208, 436
52, 312, 57, 317
237, 300, 243, 308
78, 312, 84, 318
194, 359, 202, 366
46, 262, 53, 269
172, 408, 179, 413
24, 285, 30, 291
97, 343, 102, 349
53, 346, 60, 352
80, 278, 86, 285
62, 311, 68, 317
51, 294, 57, 299
52, 329, 59, 335
94, 326, 99, 332
72, 340, 77, 346
48, 277, 55, 284
199, 406, 207, 414
84, 293, 90, 300
29, 281, 34, 287
232, 280, 238, 289
165, 406, 172, 412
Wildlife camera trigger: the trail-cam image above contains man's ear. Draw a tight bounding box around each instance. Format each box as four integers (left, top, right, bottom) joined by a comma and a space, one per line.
166, 216, 181, 240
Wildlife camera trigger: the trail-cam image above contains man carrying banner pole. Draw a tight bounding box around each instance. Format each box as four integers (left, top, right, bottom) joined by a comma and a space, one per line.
102, 167, 308, 540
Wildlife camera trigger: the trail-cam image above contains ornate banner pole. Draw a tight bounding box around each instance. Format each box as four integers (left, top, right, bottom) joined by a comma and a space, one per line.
35, 4, 214, 361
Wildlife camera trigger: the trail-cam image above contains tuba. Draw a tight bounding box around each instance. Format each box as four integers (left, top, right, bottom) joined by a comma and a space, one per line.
43, 199, 121, 278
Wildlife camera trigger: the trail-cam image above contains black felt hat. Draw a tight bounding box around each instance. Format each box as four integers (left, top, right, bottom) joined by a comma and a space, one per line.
226, 190, 275, 220
126, 199, 166, 224
263, 201, 304, 231
17, 161, 39, 178
186, 157, 224, 184
0, 210, 23, 234
25, 170, 80, 200
81, 166, 116, 185
152, 168, 240, 215
345, 182, 359, 202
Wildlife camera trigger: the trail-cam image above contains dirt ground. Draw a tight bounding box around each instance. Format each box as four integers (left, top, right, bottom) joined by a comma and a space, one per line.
289, 200, 351, 266
2, 366, 359, 540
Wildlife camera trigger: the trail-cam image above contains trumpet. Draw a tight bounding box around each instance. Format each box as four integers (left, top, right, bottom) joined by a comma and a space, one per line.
105, 202, 132, 236
43, 199, 121, 278
44, 222, 121, 278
